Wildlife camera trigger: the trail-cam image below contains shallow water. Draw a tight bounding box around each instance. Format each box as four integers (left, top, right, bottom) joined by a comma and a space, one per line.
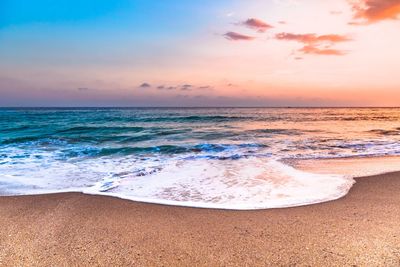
1, 108, 400, 209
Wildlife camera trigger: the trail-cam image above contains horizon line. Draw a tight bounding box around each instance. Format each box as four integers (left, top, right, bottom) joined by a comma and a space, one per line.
1, 106, 400, 109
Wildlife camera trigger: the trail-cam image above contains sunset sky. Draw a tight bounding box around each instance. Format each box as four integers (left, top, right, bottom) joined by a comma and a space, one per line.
1, 0, 400, 107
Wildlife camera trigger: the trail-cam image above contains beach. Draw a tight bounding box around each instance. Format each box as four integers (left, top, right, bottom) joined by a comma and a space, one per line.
2, 0, 400, 264
1, 171, 399, 266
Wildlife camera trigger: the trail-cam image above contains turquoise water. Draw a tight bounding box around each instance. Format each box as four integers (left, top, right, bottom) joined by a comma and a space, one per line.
1, 108, 400, 209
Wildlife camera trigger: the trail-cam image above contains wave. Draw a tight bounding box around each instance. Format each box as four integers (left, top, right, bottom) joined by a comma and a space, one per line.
247, 129, 302, 136
0, 155, 355, 210
137, 115, 252, 123
55, 126, 146, 134
0, 125, 31, 133
59, 143, 267, 158
368, 128, 400, 136
3, 153, 400, 210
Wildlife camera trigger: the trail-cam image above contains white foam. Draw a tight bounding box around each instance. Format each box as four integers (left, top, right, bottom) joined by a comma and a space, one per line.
81, 158, 354, 210
0, 148, 357, 210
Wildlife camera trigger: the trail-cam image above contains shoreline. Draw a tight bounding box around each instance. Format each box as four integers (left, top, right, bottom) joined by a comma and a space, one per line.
7, 155, 400, 211
1, 172, 400, 266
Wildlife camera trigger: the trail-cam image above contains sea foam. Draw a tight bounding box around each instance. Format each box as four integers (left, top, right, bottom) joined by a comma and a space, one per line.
83, 158, 355, 210
0, 150, 354, 210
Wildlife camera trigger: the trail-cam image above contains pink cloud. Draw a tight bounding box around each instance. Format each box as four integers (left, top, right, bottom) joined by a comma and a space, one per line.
242, 18, 273, 32
275, 32, 351, 56
299, 45, 346, 55
350, 0, 400, 23
224, 31, 255, 41
275, 33, 351, 43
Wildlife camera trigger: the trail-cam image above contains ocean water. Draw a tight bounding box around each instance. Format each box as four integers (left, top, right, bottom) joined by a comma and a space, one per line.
1, 107, 400, 209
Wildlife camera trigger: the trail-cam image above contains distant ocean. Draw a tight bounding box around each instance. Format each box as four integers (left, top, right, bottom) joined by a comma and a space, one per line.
1, 108, 400, 209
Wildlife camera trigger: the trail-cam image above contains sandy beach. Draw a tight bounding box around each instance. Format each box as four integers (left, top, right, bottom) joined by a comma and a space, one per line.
0, 172, 399, 266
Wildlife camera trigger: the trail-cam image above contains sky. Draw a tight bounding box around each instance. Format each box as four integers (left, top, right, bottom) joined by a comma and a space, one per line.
1, 0, 400, 107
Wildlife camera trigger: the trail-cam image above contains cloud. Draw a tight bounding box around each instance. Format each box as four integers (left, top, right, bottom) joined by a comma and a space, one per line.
157, 85, 176, 90
223, 31, 255, 41
77, 87, 89, 91
275, 33, 351, 43
151, 84, 212, 91
299, 45, 346, 55
198, 85, 212, 89
139, 82, 151, 88
241, 18, 273, 32
181, 84, 192, 90
275, 32, 351, 56
278, 20, 287, 24
349, 0, 400, 23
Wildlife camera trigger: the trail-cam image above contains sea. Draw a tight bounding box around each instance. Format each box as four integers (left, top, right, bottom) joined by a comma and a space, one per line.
1, 107, 400, 210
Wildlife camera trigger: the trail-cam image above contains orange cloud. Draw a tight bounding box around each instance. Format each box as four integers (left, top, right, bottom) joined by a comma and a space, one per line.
350, 0, 400, 23
224, 31, 255, 41
242, 18, 273, 32
299, 45, 346, 55
275, 32, 351, 56
275, 33, 351, 43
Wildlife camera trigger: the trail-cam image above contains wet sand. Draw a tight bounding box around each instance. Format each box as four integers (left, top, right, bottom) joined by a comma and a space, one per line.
0, 172, 400, 266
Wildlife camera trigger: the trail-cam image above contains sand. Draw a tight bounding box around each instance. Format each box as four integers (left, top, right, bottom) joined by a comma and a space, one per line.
0, 172, 400, 266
